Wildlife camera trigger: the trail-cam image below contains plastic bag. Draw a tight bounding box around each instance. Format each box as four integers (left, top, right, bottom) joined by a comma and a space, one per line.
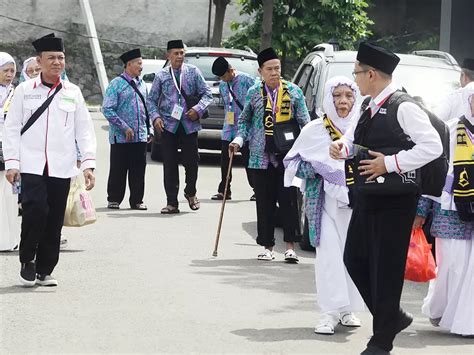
404, 228, 436, 282
63, 176, 97, 227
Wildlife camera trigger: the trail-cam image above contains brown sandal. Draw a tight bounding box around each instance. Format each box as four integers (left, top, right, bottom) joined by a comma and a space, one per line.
160, 205, 180, 214
184, 194, 200, 210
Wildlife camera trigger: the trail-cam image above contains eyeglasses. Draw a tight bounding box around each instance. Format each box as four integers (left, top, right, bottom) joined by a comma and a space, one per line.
352, 69, 369, 78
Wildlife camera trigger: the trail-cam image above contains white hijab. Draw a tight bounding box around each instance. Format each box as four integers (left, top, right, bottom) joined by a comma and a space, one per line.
284, 76, 360, 203
322, 75, 360, 133
20, 56, 38, 82
0, 52, 15, 69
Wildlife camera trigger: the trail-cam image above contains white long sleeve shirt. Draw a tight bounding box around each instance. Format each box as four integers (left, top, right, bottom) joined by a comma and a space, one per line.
2, 76, 96, 178
433, 82, 474, 122
340, 83, 442, 174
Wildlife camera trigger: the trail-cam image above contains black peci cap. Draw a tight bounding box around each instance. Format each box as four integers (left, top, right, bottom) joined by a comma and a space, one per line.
167, 40, 184, 51
120, 48, 142, 64
462, 58, 474, 71
257, 47, 279, 67
356, 42, 400, 75
212, 56, 230, 77
32, 33, 64, 53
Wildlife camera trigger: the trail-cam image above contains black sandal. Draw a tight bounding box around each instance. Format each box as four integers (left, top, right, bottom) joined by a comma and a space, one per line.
160, 205, 180, 214
211, 193, 231, 201
184, 194, 200, 210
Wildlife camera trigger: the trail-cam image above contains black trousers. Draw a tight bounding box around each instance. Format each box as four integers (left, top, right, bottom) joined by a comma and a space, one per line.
161, 124, 199, 207
252, 159, 300, 247
107, 142, 147, 206
217, 140, 254, 195
344, 193, 418, 352
20, 173, 70, 275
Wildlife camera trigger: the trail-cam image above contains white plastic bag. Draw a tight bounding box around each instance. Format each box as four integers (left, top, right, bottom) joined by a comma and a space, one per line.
63, 176, 97, 227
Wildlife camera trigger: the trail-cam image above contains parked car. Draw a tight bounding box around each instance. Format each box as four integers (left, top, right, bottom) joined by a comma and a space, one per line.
141, 58, 166, 91
150, 47, 259, 161
293, 43, 461, 251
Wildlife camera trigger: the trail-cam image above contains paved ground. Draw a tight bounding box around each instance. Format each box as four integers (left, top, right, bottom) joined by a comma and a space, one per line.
1, 114, 473, 354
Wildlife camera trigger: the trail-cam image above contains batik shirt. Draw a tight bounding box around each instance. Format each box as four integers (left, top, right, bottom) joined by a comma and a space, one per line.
236, 80, 310, 169
102, 72, 149, 144
417, 197, 473, 240
220, 72, 255, 141
146, 63, 212, 135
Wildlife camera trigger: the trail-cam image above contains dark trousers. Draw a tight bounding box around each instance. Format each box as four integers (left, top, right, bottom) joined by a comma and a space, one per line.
218, 140, 254, 195
19, 173, 70, 275
252, 159, 300, 247
344, 194, 418, 352
107, 142, 147, 206
161, 124, 199, 207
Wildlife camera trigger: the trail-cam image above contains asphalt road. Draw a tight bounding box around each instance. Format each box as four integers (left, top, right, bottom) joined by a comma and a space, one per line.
0, 113, 472, 354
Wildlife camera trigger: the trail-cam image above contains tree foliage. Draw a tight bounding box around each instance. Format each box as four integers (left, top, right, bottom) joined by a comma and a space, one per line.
225, 0, 373, 76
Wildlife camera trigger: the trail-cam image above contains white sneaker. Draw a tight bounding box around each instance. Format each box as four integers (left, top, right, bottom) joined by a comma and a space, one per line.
339, 312, 361, 327
36, 274, 58, 287
284, 249, 299, 263
314, 312, 339, 335
257, 249, 275, 261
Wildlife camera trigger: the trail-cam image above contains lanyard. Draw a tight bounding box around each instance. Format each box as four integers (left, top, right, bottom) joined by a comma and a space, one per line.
265, 84, 279, 116
227, 82, 234, 111
170, 67, 183, 104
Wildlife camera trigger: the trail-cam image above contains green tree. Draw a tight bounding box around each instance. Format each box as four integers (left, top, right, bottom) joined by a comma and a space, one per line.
225, 0, 373, 76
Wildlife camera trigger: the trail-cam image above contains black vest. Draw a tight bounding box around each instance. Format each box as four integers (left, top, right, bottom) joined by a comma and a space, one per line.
354, 95, 414, 152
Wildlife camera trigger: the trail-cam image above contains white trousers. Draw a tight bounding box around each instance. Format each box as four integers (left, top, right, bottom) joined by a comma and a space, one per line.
422, 237, 474, 335
0, 171, 20, 251
315, 195, 364, 313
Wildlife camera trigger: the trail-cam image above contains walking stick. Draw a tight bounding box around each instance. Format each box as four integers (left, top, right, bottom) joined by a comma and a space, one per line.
213, 150, 234, 257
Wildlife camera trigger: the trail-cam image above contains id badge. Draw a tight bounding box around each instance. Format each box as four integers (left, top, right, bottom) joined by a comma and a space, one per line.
226, 111, 235, 125
171, 104, 184, 120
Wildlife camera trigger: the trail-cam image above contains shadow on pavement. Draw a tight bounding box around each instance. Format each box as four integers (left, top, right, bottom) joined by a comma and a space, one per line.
106, 211, 191, 218
394, 328, 474, 350
0, 285, 57, 295
190, 258, 314, 296
231, 326, 357, 343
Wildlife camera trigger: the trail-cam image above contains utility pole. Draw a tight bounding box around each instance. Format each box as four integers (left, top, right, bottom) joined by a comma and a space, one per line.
207, 0, 212, 47
79, 0, 109, 96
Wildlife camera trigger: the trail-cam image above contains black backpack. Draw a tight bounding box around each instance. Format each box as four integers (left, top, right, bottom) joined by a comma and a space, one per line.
384, 91, 449, 197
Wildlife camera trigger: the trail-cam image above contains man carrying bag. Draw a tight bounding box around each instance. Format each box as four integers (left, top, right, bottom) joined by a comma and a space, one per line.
3, 33, 96, 287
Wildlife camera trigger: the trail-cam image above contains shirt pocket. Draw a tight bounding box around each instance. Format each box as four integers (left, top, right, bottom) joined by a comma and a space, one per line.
23, 100, 42, 123
57, 94, 77, 126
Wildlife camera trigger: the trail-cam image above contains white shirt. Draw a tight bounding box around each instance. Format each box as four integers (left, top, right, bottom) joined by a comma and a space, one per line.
340, 82, 442, 174
433, 88, 465, 122
2, 76, 96, 178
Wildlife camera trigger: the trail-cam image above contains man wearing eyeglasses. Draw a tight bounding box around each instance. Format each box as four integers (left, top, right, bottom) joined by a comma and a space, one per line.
330, 42, 442, 355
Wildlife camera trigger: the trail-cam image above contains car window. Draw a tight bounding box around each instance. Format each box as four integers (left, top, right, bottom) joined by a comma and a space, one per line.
184, 55, 259, 81
325, 62, 460, 110
296, 64, 313, 94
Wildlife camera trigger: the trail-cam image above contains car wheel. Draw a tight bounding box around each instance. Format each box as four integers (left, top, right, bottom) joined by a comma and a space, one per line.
297, 191, 315, 252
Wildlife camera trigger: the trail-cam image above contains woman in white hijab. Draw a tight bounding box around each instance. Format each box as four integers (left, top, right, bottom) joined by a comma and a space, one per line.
19, 56, 41, 83
284, 76, 364, 335
416, 82, 474, 336
0, 52, 20, 251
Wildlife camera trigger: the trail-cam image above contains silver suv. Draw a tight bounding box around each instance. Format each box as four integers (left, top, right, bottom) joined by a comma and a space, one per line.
151, 47, 259, 160
293, 43, 461, 250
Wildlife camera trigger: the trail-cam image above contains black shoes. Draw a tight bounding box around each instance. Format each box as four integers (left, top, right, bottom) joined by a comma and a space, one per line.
107, 202, 120, 209
396, 310, 413, 333
36, 274, 58, 287
19, 262, 36, 287
131, 203, 148, 210
361, 345, 390, 355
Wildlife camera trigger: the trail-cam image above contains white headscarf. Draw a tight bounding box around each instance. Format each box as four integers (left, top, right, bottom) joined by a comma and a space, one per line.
322, 76, 360, 134
0, 52, 15, 69
462, 82, 474, 120
20, 56, 38, 82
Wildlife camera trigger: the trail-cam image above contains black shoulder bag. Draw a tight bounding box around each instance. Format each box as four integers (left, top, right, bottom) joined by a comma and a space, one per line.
0, 84, 62, 171
227, 83, 244, 111
120, 75, 151, 136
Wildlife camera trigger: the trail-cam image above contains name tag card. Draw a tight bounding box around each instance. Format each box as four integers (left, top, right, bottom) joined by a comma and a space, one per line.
171, 104, 184, 120
284, 132, 294, 141
226, 111, 235, 125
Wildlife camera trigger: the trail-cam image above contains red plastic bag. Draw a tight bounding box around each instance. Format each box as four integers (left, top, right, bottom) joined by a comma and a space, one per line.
404, 228, 436, 282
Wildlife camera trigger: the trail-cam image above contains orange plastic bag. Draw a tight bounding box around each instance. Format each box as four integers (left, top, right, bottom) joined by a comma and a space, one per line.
404, 228, 436, 282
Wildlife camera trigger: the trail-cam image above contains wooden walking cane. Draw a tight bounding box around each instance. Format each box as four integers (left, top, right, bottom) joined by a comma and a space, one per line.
212, 150, 234, 257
